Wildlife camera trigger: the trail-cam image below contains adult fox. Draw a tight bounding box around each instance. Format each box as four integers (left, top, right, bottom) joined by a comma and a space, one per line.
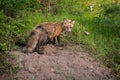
24, 18, 75, 53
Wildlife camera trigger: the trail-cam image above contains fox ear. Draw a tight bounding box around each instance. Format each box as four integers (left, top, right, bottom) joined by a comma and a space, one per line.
71, 20, 75, 24
63, 18, 67, 23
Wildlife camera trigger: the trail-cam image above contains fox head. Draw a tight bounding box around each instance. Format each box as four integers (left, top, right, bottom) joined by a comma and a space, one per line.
62, 18, 75, 32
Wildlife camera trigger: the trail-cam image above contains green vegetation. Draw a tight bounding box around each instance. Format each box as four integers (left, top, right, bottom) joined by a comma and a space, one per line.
0, 0, 120, 78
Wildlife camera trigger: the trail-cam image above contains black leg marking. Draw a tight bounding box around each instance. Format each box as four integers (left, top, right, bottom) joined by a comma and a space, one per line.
53, 37, 56, 45
57, 36, 60, 46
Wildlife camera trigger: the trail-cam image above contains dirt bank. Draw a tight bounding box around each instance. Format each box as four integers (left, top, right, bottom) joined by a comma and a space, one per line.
1, 45, 116, 80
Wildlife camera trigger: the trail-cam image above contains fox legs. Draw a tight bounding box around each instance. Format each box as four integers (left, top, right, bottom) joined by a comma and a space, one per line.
51, 35, 61, 46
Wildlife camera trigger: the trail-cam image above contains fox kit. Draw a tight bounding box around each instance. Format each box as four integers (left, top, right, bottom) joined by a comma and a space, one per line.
24, 18, 75, 53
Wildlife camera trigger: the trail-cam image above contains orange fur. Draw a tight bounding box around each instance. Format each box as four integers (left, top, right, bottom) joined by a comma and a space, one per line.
24, 19, 75, 53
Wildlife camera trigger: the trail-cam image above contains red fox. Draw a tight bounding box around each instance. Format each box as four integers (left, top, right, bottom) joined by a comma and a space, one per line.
24, 18, 75, 53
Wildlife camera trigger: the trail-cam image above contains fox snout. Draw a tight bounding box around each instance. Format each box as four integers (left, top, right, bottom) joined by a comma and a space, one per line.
66, 28, 72, 32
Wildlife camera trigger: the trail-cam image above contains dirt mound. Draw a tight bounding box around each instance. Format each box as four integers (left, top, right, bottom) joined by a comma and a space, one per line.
5, 45, 116, 80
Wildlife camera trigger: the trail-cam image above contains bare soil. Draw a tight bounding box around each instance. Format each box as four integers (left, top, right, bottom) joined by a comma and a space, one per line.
0, 44, 116, 80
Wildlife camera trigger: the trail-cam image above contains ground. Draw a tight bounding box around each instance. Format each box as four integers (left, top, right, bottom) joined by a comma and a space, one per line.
0, 44, 116, 80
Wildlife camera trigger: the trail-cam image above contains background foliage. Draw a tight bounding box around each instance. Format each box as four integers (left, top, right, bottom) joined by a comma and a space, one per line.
0, 0, 120, 78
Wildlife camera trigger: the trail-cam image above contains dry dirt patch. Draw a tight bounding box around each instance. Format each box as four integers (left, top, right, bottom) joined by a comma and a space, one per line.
2, 44, 116, 80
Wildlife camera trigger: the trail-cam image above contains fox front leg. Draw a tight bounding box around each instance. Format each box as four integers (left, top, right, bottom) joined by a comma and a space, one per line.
53, 37, 56, 45
57, 35, 61, 46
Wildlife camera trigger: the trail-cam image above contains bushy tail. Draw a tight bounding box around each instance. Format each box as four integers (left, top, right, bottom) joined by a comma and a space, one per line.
24, 29, 40, 53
